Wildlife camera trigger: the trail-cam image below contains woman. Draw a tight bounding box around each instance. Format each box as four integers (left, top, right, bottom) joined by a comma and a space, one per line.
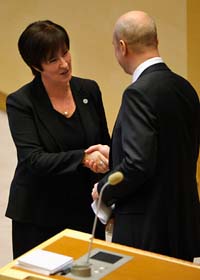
6, 20, 110, 258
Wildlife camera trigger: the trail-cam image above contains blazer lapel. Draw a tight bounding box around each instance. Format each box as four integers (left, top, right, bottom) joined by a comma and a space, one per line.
70, 77, 96, 147
30, 76, 67, 150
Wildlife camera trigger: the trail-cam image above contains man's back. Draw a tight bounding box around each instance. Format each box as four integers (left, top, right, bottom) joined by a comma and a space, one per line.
110, 63, 200, 260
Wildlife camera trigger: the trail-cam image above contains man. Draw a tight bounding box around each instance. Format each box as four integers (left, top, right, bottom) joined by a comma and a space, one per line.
87, 10, 200, 261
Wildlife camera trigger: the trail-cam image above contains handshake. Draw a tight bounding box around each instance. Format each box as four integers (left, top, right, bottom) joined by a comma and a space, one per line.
82, 144, 110, 174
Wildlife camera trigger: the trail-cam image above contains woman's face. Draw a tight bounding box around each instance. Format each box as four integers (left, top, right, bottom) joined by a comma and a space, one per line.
40, 46, 72, 86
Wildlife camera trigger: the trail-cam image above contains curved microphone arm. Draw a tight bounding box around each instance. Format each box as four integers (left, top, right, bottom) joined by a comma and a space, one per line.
86, 171, 124, 263
86, 181, 109, 263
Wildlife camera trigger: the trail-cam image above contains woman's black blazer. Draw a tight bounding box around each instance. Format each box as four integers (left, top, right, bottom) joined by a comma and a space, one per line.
5, 75, 110, 227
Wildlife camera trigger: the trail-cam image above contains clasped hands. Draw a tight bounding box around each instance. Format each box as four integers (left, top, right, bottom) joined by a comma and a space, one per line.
82, 144, 110, 174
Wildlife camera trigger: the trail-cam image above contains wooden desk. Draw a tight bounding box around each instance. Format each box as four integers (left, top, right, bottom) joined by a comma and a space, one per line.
0, 229, 200, 280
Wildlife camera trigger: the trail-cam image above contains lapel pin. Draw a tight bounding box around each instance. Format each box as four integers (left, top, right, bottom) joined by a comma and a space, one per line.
83, 98, 88, 104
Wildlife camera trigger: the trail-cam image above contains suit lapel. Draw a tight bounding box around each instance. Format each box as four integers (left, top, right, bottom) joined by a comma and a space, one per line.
70, 77, 96, 147
30, 76, 67, 149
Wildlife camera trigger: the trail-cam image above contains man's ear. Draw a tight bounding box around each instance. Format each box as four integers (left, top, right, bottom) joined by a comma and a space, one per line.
119, 40, 127, 56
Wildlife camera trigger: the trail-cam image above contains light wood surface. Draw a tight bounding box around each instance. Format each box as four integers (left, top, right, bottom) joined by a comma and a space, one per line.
0, 91, 6, 111
0, 229, 200, 280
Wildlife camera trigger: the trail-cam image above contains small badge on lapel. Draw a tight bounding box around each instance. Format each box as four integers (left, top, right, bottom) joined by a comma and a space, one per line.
83, 98, 88, 104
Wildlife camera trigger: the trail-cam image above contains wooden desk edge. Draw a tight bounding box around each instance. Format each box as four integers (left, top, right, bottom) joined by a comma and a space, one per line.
63, 229, 200, 269
0, 228, 200, 279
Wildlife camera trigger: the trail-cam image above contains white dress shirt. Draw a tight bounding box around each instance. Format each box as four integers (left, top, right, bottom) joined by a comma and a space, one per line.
132, 57, 164, 83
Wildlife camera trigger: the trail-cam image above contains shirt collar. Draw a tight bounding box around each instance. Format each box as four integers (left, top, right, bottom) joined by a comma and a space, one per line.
132, 57, 164, 83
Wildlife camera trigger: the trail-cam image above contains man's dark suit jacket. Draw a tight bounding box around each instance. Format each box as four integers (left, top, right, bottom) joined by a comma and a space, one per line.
98, 63, 200, 261
6, 75, 110, 234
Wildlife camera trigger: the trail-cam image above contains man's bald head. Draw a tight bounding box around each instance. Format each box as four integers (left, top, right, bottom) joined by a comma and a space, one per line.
113, 11, 158, 53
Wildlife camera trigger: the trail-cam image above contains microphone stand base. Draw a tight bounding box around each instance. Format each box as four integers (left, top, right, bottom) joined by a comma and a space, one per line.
70, 263, 91, 277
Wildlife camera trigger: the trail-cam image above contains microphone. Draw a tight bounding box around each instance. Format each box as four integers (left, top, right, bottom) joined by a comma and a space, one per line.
70, 171, 124, 277
108, 171, 124, 186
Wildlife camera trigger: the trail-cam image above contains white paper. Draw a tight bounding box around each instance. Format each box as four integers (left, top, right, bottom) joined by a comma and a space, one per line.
16, 249, 73, 275
91, 200, 113, 224
193, 257, 200, 265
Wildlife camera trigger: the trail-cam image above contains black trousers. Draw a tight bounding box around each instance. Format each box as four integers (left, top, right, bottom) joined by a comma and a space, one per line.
12, 219, 105, 259
12, 220, 67, 259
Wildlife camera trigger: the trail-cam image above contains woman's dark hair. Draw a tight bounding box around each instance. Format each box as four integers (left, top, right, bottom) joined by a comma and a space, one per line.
18, 20, 70, 76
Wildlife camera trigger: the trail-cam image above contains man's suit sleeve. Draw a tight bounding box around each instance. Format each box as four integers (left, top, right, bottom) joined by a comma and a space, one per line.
98, 87, 158, 205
